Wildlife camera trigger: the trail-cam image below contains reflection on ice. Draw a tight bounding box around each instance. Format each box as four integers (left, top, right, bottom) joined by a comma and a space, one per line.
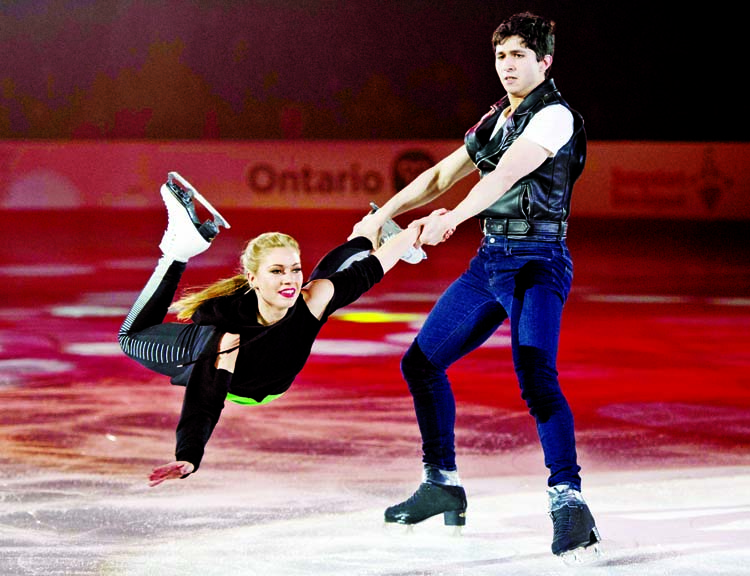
2, 460, 749, 575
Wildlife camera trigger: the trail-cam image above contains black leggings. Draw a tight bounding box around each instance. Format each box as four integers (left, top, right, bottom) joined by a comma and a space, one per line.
118, 236, 373, 384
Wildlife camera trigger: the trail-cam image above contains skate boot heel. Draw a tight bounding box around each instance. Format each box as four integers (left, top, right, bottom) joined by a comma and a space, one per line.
443, 508, 466, 526
197, 220, 220, 242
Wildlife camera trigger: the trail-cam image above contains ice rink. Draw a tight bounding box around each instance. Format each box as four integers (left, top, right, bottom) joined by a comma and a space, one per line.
1, 210, 749, 575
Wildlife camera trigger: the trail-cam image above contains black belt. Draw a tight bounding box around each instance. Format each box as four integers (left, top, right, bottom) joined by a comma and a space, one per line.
480, 218, 567, 239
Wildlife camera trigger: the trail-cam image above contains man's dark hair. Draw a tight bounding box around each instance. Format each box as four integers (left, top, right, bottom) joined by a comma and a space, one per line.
492, 12, 555, 61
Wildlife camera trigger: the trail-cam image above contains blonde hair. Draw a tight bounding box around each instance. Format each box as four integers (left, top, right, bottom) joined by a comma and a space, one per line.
173, 232, 300, 321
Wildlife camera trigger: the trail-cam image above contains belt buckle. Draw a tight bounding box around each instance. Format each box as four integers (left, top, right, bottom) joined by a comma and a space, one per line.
487, 218, 507, 235
482, 219, 499, 235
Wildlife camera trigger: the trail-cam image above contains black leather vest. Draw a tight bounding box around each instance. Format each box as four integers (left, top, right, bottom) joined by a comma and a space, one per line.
464, 78, 586, 222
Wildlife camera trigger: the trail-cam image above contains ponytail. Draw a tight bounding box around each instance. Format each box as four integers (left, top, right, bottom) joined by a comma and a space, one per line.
172, 274, 248, 321
171, 231, 300, 322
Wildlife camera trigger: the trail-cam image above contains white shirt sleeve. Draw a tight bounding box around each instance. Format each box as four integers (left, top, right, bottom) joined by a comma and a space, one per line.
519, 104, 574, 155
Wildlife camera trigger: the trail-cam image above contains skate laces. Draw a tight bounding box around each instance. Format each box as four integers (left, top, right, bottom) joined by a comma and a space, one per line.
397, 482, 464, 513
549, 486, 582, 542
548, 484, 585, 512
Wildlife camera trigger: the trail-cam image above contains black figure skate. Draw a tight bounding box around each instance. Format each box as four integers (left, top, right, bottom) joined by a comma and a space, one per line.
548, 484, 602, 564
384, 482, 467, 533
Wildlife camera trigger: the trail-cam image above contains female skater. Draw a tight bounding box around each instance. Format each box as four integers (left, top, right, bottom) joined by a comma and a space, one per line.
118, 174, 424, 486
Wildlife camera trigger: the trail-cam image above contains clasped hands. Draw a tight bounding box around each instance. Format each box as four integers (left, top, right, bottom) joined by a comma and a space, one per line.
349, 208, 455, 247
408, 208, 455, 246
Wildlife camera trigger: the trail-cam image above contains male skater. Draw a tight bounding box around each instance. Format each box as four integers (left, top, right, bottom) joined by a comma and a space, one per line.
352, 12, 600, 560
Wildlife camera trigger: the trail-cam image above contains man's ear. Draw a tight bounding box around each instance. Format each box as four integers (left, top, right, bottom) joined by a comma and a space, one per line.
541, 54, 553, 72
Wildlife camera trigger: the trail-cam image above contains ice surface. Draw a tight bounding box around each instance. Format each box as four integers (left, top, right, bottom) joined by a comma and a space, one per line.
2, 212, 749, 574
1, 465, 749, 575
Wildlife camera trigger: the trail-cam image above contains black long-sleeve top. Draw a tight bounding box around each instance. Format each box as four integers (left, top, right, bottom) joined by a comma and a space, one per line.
174, 255, 384, 471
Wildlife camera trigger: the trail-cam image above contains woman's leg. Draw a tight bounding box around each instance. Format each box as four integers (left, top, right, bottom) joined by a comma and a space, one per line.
308, 205, 430, 281
119, 173, 226, 379
118, 256, 213, 379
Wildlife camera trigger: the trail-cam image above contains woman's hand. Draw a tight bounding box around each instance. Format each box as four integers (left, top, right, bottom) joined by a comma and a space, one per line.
370, 221, 424, 274
148, 461, 195, 487
348, 212, 382, 245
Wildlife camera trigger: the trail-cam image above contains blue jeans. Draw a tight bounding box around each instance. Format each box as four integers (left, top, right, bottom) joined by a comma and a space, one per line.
402, 235, 581, 489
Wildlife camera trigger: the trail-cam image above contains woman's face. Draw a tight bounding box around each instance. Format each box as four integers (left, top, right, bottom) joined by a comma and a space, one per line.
248, 247, 303, 314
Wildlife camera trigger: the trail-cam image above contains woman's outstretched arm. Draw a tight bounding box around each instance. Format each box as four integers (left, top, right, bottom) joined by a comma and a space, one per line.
369, 222, 423, 274
304, 223, 423, 319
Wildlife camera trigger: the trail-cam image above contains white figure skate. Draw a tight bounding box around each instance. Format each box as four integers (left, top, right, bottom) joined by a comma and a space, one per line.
159, 171, 231, 262
370, 202, 427, 264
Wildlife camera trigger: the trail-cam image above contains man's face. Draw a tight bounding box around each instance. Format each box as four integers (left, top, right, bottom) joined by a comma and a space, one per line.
494, 35, 551, 100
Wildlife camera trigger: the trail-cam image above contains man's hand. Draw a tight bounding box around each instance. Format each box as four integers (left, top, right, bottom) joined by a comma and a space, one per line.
416, 209, 455, 246
148, 461, 195, 487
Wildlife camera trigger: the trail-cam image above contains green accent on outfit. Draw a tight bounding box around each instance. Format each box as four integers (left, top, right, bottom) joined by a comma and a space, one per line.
226, 391, 284, 406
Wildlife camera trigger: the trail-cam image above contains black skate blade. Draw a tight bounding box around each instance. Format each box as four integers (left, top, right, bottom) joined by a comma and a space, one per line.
167, 171, 231, 230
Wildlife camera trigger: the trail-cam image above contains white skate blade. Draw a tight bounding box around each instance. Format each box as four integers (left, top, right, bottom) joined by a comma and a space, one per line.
560, 541, 603, 566
382, 520, 463, 537
383, 521, 415, 535
168, 171, 231, 229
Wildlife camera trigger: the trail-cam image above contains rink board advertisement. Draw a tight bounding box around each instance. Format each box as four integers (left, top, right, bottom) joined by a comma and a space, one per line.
0, 140, 748, 219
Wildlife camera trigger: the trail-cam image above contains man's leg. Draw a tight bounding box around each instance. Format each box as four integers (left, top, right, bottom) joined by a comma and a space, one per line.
385, 254, 506, 526
509, 255, 600, 559
510, 280, 580, 488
